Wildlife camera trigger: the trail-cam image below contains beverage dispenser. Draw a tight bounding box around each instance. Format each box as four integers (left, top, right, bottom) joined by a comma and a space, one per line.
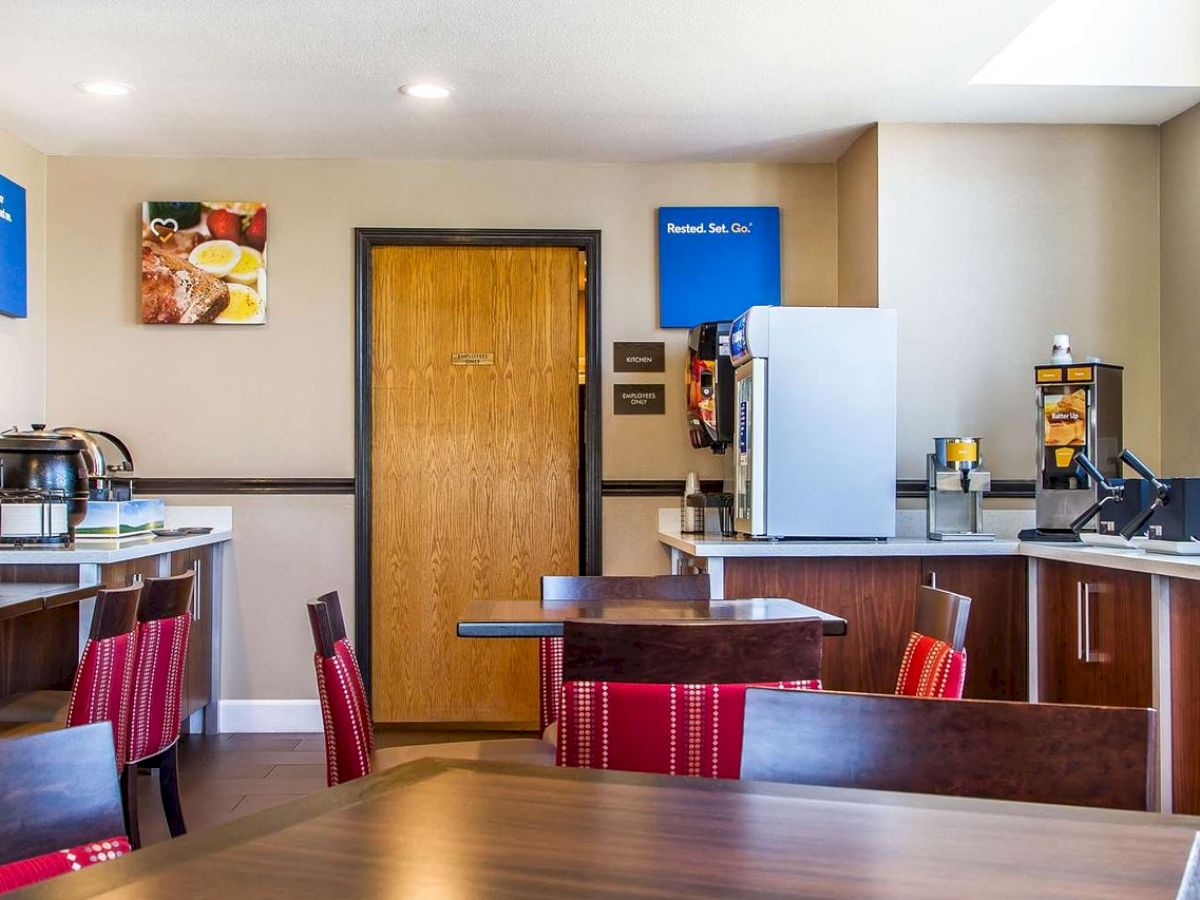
1020, 362, 1123, 541
685, 321, 734, 453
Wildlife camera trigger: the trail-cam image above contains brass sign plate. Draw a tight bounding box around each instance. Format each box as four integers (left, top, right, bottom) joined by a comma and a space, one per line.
452, 352, 494, 366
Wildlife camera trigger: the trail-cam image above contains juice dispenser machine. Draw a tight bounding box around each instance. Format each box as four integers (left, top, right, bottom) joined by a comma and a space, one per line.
730, 306, 897, 539
685, 321, 734, 453
1020, 362, 1123, 542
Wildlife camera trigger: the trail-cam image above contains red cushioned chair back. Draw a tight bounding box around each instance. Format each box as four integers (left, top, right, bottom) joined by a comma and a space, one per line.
309, 599, 375, 786
0, 837, 131, 893
66, 585, 142, 770
127, 572, 194, 765
537, 576, 713, 734
895, 632, 967, 699
557, 679, 821, 779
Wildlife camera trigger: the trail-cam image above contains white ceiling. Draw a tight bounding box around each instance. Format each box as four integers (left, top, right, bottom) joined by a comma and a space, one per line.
2, 0, 1199, 162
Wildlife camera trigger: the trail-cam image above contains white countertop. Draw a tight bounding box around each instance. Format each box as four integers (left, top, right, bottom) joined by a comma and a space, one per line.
658, 515, 1200, 581
0, 505, 233, 564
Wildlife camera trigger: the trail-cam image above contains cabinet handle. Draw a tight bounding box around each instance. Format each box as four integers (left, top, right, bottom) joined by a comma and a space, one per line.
926, 571, 937, 588
191, 560, 202, 622
1075, 581, 1084, 660
1081, 582, 1095, 663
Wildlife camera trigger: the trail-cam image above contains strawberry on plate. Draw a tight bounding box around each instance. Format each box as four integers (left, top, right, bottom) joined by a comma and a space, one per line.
243, 208, 267, 250
206, 208, 242, 243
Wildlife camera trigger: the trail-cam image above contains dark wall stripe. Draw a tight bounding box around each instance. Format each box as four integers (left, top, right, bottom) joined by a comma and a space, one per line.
136, 476, 1036, 499
135, 477, 354, 495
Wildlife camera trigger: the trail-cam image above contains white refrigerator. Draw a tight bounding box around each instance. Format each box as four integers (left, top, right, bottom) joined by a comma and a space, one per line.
730, 306, 897, 538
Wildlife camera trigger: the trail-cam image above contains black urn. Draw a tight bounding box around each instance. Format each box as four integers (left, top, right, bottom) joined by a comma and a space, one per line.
0, 425, 90, 528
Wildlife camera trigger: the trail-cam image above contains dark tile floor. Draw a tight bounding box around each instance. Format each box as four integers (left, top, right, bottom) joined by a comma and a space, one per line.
135, 729, 532, 845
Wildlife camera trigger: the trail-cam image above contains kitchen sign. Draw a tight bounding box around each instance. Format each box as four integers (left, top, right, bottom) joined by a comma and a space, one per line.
658, 206, 780, 328
614, 384, 666, 415
613, 341, 665, 372
0, 172, 28, 319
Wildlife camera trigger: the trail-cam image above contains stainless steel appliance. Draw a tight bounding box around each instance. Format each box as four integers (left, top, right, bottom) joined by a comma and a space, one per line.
1020, 362, 1123, 542
0, 427, 90, 537
926, 437, 993, 541
51, 428, 136, 500
730, 306, 897, 539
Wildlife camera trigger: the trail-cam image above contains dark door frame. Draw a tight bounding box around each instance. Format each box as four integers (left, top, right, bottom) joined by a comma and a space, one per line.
353, 227, 602, 698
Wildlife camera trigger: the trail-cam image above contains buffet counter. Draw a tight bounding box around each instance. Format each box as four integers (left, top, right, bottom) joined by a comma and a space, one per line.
657, 507, 1199, 816
0, 506, 232, 734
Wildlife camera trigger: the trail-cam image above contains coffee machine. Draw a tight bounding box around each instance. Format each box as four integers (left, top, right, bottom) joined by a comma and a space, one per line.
1067, 450, 1154, 548
685, 321, 734, 454
1020, 362, 1123, 542
926, 437, 993, 541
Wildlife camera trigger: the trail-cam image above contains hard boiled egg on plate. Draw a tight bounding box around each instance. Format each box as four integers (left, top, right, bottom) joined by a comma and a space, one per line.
226, 246, 263, 285
217, 283, 265, 324
188, 240, 241, 277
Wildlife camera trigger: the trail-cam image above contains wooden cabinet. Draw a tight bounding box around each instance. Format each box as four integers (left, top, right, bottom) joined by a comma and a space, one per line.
1037, 560, 1152, 708
920, 556, 1028, 701
171, 547, 214, 722
724, 557, 921, 693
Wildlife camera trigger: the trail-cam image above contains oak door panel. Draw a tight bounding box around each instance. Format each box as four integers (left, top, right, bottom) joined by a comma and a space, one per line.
723, 557, 921, 694
371, 245, 579, 723
920, 557, 1028, 700
1037, 560, 1152, 708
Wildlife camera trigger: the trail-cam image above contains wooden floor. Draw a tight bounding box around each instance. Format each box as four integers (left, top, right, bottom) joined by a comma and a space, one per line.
136, 729, 532, 845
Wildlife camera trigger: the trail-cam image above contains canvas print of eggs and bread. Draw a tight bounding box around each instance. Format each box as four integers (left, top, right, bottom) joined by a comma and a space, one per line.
141, 201, 266, 325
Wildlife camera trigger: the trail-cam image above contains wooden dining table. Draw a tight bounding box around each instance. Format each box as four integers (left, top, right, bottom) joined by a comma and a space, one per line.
27, 757, 1200, 898
456, 596, 848, 638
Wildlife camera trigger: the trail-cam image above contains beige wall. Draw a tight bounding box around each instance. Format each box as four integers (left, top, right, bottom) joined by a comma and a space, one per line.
877, 124, 1162, 480
0, 129, 46, 425
837, 126, 879, 308
1160, 102, 1200, 473
44, 157, 835, 699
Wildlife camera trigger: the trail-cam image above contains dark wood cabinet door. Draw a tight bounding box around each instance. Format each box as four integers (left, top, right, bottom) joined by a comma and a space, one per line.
920, 556, 1028, 701
724, 557, 921, 694
1037, 560, 1152, 708
171, 547, 213, 720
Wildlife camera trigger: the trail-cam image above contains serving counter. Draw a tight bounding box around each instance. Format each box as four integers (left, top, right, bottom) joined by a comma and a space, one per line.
0, 507, 232, 734
658, 509, 1200, 815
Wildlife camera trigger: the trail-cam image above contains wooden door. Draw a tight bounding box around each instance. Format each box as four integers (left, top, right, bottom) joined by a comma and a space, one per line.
1038, 560, 1152, 708
371, 245, 580, 723
1170, 577, 1200, 813
171, 547, 213, 721
724, 557, 921, 693
920, 557, 1028, 700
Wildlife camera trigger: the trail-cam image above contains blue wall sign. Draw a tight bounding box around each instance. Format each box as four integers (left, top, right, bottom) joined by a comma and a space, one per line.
0, 172, 27, 319
658, 206, 780, 328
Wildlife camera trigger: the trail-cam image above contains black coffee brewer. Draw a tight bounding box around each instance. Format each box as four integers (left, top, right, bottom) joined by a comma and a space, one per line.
1066, 450, 1158, 547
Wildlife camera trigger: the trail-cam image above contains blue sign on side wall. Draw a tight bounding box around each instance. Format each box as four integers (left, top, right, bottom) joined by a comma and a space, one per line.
0, 172, 27, 319
658, 206, 780, 328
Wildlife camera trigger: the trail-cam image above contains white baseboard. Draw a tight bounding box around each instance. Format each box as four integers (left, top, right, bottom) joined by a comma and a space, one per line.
217, 699, 323, 733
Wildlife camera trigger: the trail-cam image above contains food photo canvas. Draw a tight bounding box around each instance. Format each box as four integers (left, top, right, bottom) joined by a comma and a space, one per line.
141, 201, 267, 325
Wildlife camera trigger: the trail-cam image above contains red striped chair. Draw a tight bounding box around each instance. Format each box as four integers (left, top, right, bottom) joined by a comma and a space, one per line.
555, 617, 823, 779
123, 571, 195, 848
538, 575, 710, 737
308, 592, 553, 787
0, 723, 131, 893
0, 585, 142, 767
894, 585, 971, 700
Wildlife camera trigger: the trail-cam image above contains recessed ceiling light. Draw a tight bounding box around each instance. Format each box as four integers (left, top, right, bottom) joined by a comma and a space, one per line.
75, 80, 134, 97
399, 82, 452, 100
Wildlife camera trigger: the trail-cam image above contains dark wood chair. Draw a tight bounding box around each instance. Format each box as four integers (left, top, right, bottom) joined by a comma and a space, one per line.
740, 688, 1157, 811
562, 618, 823, 684
0, 584, 141, 732
307, 592, 552, 788
557, 618, 824, 777
0, 722, 128, 869
538, 575, 712, 733
123, 571, 195, 848
913, 585, 971, 651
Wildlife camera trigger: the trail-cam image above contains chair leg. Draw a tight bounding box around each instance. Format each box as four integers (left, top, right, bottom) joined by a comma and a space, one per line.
158, 743, 188, 838
120, 765, 141, 850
